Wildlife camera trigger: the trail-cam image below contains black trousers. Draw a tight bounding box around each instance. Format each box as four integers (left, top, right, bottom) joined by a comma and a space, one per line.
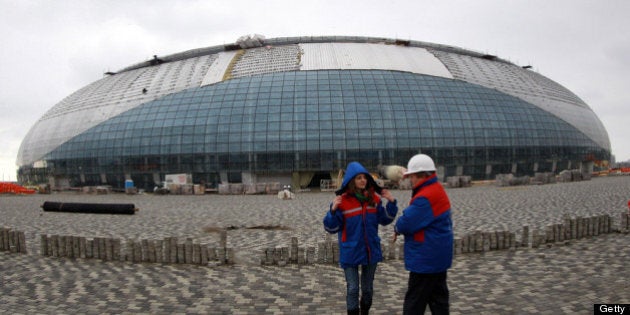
402, 271, 449, 315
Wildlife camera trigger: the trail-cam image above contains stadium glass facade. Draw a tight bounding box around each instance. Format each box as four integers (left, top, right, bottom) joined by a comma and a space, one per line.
17, 36, 610, 190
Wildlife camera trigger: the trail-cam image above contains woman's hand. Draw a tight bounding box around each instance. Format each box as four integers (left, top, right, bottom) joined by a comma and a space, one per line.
331, 195, 342, 212
380, 189, 395, 203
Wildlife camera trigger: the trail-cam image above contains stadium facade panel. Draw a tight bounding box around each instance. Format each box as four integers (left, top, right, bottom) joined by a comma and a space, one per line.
17, 36, 610, 190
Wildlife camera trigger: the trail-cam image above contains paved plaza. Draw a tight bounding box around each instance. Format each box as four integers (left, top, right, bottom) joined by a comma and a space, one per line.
1, 176, 629, 314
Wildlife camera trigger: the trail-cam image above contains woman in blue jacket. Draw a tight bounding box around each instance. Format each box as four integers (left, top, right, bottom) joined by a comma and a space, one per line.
323, 162, 398, 315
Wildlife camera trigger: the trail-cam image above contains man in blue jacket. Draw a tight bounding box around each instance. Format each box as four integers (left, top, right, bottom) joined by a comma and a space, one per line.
324, 162, 398, 315
394, 154, 453, 315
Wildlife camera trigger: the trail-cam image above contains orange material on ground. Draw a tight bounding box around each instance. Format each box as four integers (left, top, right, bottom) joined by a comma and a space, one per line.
0, 182, 36, 194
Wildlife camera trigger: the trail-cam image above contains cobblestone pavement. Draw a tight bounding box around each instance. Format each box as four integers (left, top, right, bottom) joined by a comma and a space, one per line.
1, 176, 629, 314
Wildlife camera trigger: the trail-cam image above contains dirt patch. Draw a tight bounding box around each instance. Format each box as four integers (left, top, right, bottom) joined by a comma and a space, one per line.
244, 225, 293, 231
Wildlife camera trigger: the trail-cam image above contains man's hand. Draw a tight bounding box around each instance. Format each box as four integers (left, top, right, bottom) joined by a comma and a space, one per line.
391, 233, 399, 243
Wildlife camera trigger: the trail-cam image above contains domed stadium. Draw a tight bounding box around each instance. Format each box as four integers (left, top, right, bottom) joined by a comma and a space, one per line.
17, 35, 611, 191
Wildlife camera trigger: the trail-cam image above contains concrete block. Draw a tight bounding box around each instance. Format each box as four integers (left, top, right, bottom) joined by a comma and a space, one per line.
155, 240, 163, 263
297, 247, 305, 265
306, 247, 315, 264
290, 237, 298, 263
184, 238, 193, 264
521, 226, 529, 248
40, 234, 48, 256
200, 244, 208, 266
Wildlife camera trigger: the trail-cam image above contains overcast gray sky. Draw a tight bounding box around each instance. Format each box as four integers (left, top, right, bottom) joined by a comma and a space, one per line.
1, 0, 628, 181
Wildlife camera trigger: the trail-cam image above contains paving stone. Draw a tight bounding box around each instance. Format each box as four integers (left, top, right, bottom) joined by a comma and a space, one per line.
1, 176, 629, 313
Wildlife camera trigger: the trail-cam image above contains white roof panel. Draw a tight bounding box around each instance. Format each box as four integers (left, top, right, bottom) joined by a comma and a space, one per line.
201, 51, 238, 86
299, 43, 453, 79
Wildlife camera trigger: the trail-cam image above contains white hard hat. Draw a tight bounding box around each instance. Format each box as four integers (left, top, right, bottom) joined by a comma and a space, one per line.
403, 154, 436, 176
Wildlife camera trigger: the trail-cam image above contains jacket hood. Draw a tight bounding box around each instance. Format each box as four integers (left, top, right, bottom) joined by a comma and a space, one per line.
335, 162, 383, 195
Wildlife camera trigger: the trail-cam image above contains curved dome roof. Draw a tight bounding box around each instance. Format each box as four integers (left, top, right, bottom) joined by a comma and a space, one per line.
17, 35, 610, 167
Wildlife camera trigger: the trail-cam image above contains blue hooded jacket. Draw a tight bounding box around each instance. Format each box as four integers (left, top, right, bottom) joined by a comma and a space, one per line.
323, 162, 398, 268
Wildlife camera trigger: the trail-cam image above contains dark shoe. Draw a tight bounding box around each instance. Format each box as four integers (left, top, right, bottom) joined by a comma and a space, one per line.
360, 302, 371, 315
348, 308, 360, 315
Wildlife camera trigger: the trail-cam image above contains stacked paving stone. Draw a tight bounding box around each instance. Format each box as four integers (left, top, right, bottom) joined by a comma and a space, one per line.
558, 169, 591, 182
446, 176, 472, 188
531, 214, 613, 247
0, 227, 27, 254
620, 210, 630, 233
267, 212, 627, 264
8, 211, 629, 268
316, 234, 340, 265
39, 229, 234, 266
495, 174, 531, 187
454, 213, 619, 253
260, 237, 316, 266
312, 236, 403, 264
383, 240, 405, 260
531, 172, 557, 185
219, 182, 283, 195
39, 234, 118, 260
454, 230, 516, 254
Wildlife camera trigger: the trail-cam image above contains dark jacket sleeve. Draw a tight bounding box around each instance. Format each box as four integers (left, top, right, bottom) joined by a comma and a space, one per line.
377, 199, 398, 226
